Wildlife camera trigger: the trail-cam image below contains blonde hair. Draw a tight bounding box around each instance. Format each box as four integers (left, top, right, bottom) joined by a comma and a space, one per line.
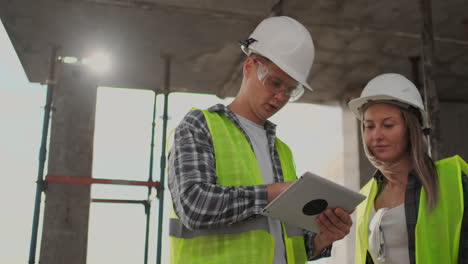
400, 108, 438, 210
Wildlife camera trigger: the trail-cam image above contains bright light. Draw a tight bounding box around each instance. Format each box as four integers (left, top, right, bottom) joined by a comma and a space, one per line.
82, 52, 111, 74
62, 56, 79, 64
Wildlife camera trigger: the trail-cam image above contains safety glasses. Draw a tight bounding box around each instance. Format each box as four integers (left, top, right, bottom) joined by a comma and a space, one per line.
252, 58, 304, 102
369, 207, 388, 262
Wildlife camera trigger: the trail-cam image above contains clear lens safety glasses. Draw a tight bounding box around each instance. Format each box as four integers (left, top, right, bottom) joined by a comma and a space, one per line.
254, 58, 304, 102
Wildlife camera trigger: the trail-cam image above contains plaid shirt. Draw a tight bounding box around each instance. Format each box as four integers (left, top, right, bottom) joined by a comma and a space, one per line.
168, 104, 330, 261
366, 170, 468, 264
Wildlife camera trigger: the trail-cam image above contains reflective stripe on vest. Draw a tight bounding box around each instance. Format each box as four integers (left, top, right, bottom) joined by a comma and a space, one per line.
170, 109, 307, 264
170, 217, 304, 239
355, 155, 466, 264
170, 217, 270, 239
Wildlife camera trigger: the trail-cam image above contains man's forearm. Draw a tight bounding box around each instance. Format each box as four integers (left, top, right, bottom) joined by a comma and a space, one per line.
172, 181, 269, 229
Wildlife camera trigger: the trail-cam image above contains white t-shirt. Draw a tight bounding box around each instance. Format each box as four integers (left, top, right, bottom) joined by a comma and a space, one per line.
236, 114, 287, 264
368, 203, 410, 264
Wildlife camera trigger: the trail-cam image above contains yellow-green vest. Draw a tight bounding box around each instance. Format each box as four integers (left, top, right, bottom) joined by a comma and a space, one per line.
170, 109, 308, 264
355, 155, 467, 264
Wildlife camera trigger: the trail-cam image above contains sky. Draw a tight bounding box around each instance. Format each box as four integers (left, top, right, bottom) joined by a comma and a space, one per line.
0, 19, 343, 264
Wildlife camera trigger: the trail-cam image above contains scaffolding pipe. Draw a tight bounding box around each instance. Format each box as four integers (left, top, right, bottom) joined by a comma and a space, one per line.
92, 199, 148, 204
156, 55, 171, 264
409, 56, 421, 89
144, 91, 158, 264
45, 175, 161, 188
28, 45, 59, 264
409, 56, 435, 156
419, 0, 441, 160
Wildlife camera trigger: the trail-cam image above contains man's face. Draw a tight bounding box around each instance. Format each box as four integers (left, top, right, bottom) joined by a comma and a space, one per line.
244, 57, 299, 124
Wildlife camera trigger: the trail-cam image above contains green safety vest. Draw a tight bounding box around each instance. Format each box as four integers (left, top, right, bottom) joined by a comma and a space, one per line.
170, 109, 307, 264
355, 155, 467, 264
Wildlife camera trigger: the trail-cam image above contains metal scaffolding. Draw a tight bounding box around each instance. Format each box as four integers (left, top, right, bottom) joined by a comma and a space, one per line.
28, 47, 171, 264
28, 45, 59, 264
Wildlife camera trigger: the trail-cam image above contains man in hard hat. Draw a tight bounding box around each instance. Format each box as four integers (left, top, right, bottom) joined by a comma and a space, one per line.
168, 16, 353, 264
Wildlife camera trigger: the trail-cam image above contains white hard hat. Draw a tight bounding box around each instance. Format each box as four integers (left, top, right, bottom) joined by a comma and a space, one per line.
348, 73, 429, 128
240, 16, 315, 95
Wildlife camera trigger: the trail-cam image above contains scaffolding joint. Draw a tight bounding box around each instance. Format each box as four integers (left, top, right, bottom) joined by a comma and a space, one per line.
156, 185, 165, 200
39, 179, 48, 192
43, 104, 56, 112
144, 200, 151, 214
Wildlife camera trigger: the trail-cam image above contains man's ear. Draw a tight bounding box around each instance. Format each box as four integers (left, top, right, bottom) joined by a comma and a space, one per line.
243, 57, 255, 78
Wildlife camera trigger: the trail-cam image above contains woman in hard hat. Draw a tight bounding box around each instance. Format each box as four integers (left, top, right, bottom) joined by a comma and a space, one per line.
348, 73, 468, 264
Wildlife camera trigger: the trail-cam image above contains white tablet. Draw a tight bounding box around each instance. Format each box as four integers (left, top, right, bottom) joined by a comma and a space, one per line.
260, 171, 366, 232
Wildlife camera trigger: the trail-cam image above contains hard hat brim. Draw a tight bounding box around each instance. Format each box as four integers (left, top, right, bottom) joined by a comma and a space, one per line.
348, 94, 429, 128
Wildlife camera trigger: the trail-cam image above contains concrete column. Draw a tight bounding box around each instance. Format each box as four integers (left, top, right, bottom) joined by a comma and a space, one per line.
39, 64, 98, 264
330, 104, 362, 263
318, 103, 369, 264
357, 125, 375, 188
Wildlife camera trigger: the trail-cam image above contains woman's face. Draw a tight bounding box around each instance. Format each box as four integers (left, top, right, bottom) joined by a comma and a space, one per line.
363, 103, 409, 162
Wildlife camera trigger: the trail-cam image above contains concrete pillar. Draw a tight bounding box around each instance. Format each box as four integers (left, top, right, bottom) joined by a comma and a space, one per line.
357, 125, 375, 188
39, 64, 98, 264
318, 103, 369, 264
319, 102, 375, 264
330, 104, 362, 263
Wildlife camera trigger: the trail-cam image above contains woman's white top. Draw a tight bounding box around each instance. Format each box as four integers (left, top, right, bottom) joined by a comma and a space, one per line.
368, 203, 410, 264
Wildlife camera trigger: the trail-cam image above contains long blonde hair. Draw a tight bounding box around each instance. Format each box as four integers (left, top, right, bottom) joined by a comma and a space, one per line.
401, 108, 438, 210
361, 103, 439, 210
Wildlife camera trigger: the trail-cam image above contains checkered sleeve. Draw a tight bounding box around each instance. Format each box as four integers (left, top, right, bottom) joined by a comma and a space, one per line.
304, 230, 332, 260
168, 109, 268, 230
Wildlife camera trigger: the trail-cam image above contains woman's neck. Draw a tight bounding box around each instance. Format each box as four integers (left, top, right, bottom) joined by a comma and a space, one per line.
381, 156, 412, 188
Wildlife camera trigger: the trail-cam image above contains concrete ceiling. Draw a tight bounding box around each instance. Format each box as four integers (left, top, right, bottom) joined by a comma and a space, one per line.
1, 0, 467, 104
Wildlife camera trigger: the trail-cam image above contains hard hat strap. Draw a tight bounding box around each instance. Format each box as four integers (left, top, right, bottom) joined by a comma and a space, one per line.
239, 38, 257, 49
422, 128, 432, 136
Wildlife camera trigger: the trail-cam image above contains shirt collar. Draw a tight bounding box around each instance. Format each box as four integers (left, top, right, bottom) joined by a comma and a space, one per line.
207, 103, 277, 132
372, 169, 420, 188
